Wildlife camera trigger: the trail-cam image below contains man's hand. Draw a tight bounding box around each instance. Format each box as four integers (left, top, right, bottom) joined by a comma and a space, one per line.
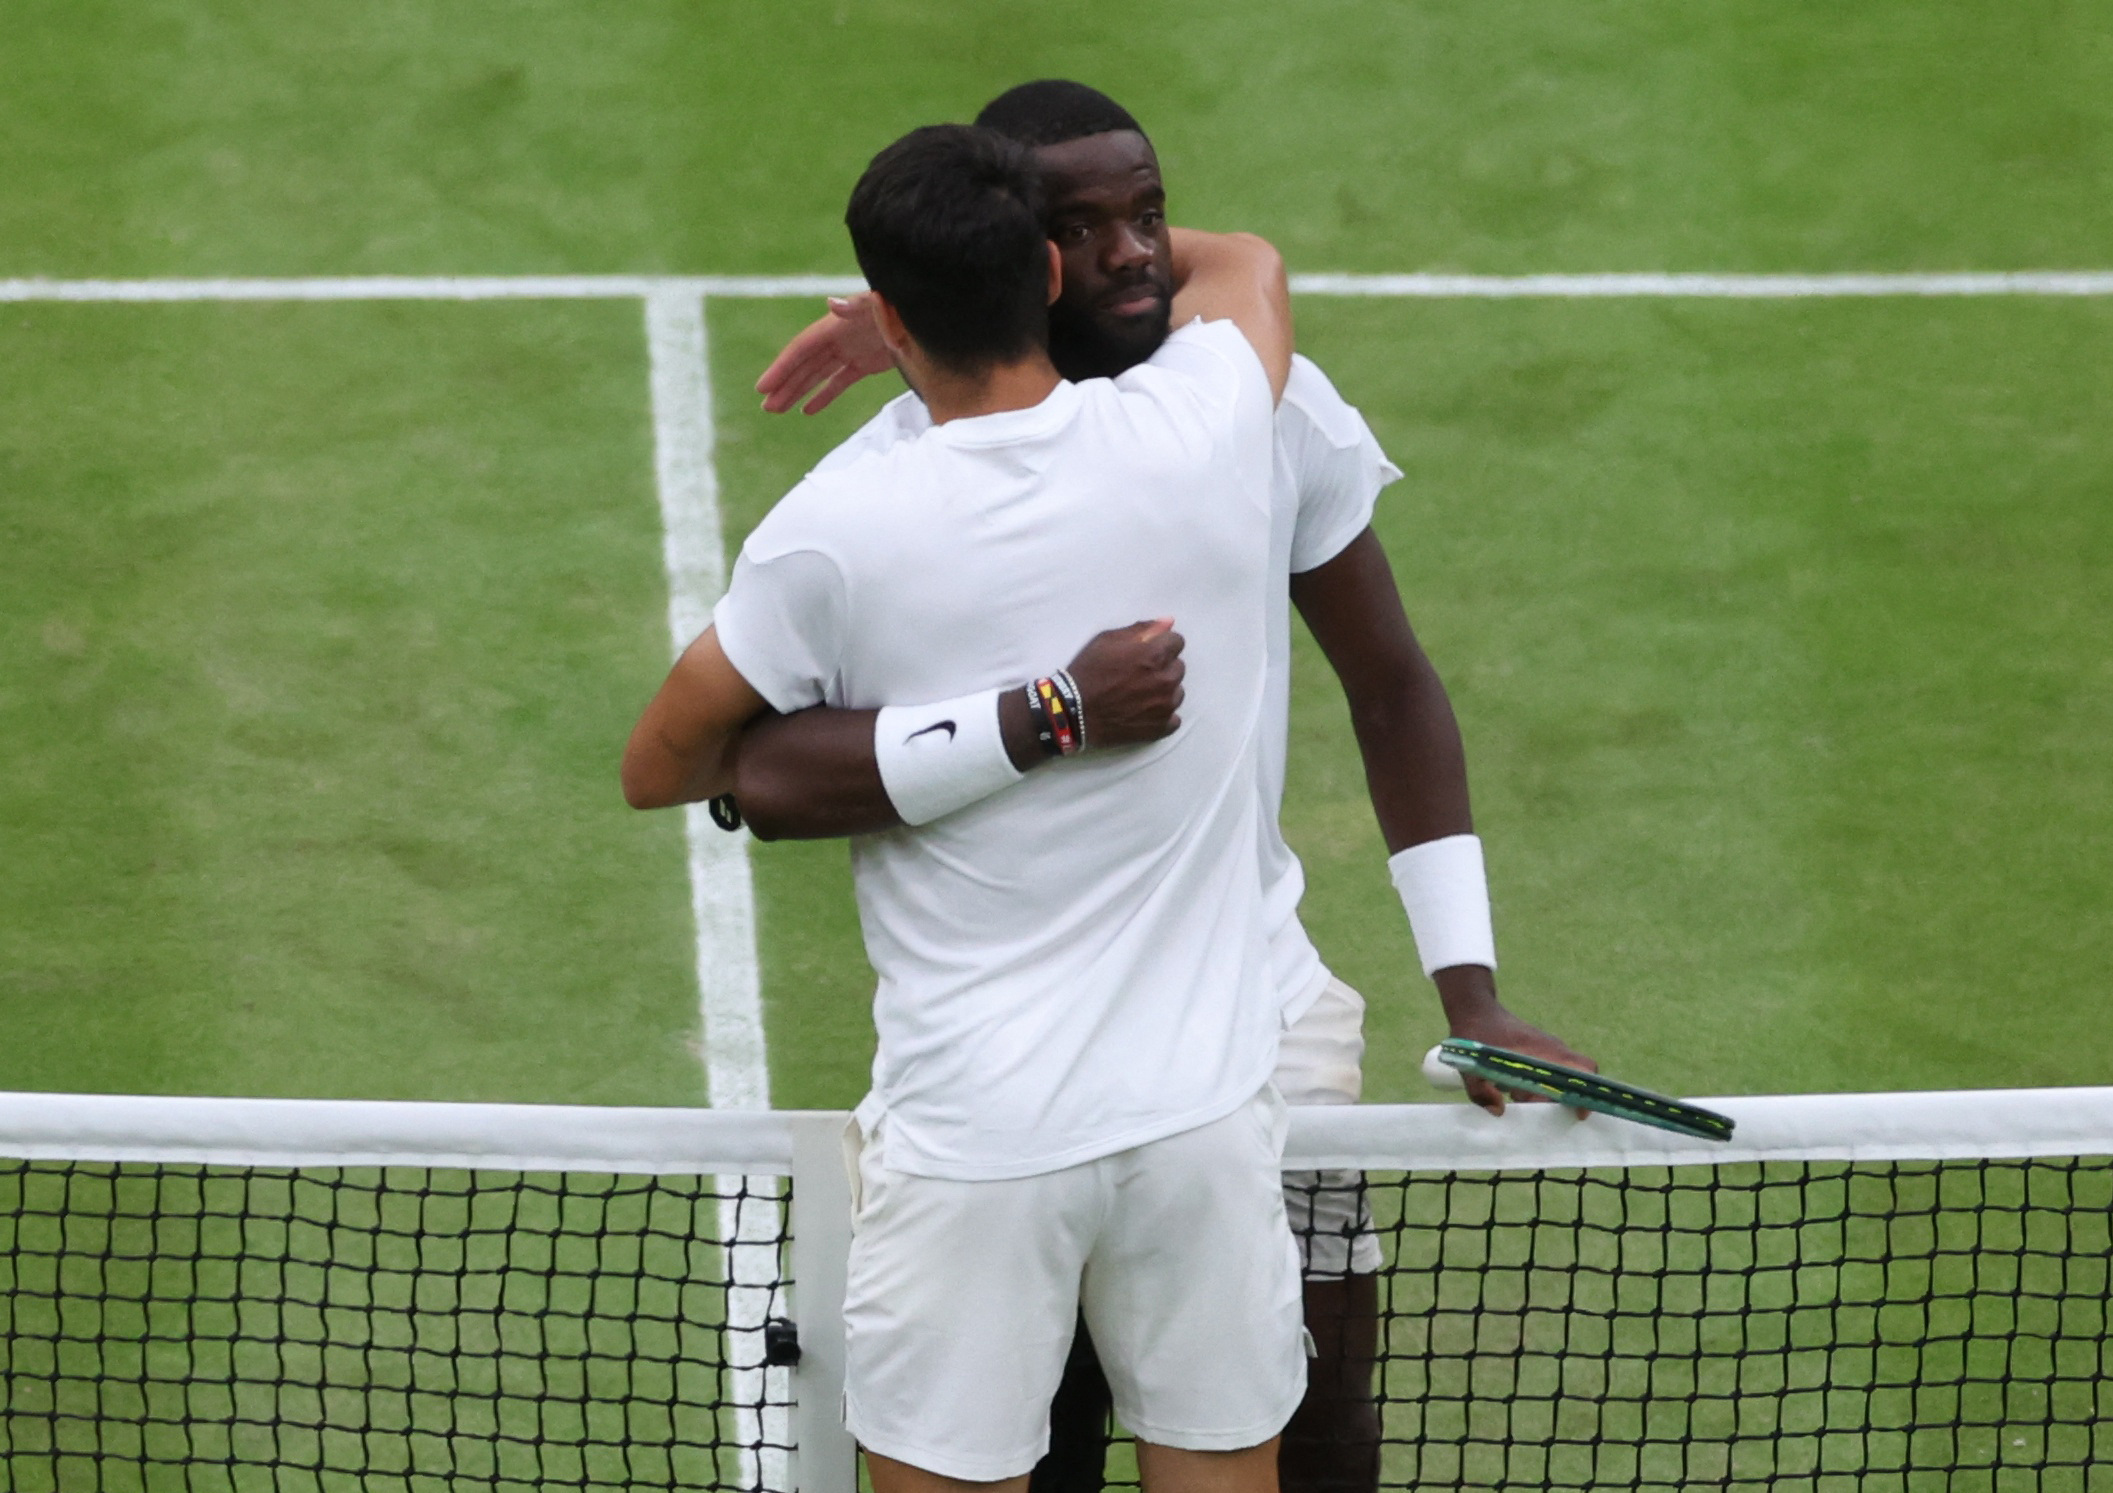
1434, 965, 1596, 1117
756, 293, 892, 415
1068, 618, 1186, 748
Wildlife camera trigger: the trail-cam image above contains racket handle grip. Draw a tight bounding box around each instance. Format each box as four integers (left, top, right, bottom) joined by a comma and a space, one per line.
1422, 1044, 1466, 1091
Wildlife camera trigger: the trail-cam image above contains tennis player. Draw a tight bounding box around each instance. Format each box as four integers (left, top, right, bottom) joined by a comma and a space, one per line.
744, 81, 1595, 1493
625, 124, 1306, 1492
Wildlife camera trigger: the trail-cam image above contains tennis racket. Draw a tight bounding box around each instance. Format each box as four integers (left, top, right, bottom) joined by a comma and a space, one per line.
1425, 1038, 1735, 1142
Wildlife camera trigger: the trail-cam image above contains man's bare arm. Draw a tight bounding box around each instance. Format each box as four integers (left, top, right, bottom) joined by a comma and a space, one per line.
622, 628, 773, 809
1290, 532, 1472, 853
1167, 228, 1292, 403
734, 619, 1189, 841
1291, 528, 1596, 1113
735, 706, 892, 838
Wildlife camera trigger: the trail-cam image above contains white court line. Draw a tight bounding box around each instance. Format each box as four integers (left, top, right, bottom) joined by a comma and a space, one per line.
642, 289, 768, 1115
642, 289, 788, 1492
0, 274, 865, 302
7, 270, 2113, 303
1291, 270, 2113, 297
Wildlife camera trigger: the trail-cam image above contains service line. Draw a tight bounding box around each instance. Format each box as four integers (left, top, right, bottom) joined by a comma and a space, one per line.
8, 270, 2113, 303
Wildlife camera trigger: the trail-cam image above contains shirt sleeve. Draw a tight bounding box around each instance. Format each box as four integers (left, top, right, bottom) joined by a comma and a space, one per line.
1281, 356, 1404, 574
710, 547, 849, 714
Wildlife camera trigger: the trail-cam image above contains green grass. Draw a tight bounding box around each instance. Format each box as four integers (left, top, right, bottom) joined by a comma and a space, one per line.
5, 2, 2112, 280
708, 296, 2113, 1106
1292, 296, 2113, 1100
2, 4, 2111, 1108
1362, 1156, 2113, 1491
1, 1159, 754, 1491
4, 7, 2113, 1489
0, 301, 699, 1104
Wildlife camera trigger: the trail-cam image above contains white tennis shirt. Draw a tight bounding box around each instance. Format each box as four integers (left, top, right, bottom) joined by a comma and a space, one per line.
714, 321, 1282, 1181
817, 354, 1402, 1025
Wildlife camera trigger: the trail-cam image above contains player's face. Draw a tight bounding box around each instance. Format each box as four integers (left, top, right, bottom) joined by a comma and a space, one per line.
1034, 131, 1174, 381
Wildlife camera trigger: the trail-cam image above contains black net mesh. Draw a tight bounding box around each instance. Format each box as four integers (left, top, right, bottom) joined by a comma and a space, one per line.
1089, 1157, 2113, 1493
1288, 1156, 2113, 1493
0, 1161, 794, 1493
9, 1148, 2112, 1492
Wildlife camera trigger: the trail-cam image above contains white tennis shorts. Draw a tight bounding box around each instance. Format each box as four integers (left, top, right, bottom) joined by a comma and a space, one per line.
1274, 975, 1382, 1277
841, 1086, 1308, 1481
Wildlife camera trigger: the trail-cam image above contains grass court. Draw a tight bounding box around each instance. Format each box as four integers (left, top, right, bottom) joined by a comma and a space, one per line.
4, 0, 2112, 1117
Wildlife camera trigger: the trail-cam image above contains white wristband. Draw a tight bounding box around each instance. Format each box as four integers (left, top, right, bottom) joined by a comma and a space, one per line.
1387, 833, 1496, 978
874, 690, 1023, 826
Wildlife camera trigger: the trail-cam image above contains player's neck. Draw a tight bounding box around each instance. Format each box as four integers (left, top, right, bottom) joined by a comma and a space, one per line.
907, 350, 1063, 425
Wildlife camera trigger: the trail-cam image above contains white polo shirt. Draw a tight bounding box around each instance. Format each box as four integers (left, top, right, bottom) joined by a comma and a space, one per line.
817, 354, 1401, 1025
713, 321, 1281, 1182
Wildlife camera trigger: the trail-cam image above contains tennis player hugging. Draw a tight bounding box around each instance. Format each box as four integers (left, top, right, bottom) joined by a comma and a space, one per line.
624, 114, 1554, 1493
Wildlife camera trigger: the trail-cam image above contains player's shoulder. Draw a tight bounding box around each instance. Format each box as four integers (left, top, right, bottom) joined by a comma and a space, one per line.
744, 447, 921, 565
1120, 317, 1265, 391
1105, 320, 1273, 445
809, 391, 933, 478
1277, 354, 1376, 451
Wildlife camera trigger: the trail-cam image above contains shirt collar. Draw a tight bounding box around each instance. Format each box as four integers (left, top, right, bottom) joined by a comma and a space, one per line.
930, 379, 1082, 449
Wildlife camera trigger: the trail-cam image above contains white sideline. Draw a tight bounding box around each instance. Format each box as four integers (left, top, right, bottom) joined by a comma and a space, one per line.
641, 290, 788, 1492
6, 271, 2113, 303
9, 1089, 2113, 1172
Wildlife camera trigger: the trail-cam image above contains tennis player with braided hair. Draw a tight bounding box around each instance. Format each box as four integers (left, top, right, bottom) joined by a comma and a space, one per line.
628, 122, 1313, 1491
743, 81, 1596, 1493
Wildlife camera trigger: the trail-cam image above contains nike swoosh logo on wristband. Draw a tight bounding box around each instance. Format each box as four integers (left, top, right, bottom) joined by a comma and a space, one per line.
906, 720, 957, 743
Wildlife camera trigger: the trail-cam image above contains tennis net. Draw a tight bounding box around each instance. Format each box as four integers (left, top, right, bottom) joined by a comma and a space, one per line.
5, 1087, 2111, 1492
1272, 1092, 2113, 1493
0, 1093, 851, 1493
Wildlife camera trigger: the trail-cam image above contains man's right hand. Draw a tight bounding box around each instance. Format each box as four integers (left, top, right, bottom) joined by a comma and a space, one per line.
756, 293, 892, 415
1069, 619, 1186, 748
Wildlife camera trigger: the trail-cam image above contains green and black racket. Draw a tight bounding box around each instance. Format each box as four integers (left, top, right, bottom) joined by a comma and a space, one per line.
1425, 1038, 1735, 1142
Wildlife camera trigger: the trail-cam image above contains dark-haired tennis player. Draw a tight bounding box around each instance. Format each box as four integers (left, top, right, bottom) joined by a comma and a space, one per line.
746, 81, 1596, 1493
627, 123, 1307, 1493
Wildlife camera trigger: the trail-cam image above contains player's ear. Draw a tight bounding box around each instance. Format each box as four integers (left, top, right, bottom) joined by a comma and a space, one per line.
870, 293, 914, 359
1046, 240, 1063, 306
